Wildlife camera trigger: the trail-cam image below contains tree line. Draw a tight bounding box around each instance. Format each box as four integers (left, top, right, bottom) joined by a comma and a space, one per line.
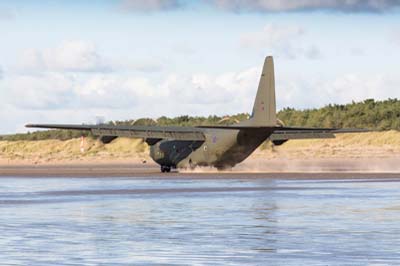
1, 98, 399, 141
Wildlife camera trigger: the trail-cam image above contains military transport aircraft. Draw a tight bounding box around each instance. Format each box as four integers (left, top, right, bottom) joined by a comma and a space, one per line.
26, 56, 364, 172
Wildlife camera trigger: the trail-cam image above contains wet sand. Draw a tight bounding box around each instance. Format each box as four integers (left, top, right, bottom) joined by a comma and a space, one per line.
1, 158, 400, 179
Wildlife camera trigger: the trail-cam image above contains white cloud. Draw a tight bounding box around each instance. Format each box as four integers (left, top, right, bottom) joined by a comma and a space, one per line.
3, 73, 161, 110
391, 29, 400, 46
6, 73, 76, 109
3, 58, 400, 133
241, 24, 304, 48
208, 0, 400, 13
75, 75, 160, 108
18, 40, 165, 74
19, 40, 111, 73
119, 0, 183, 12
240, 24, 321, 59
159, 74, 233, 105
276, 72, 400, 109
171, 42, 196, 55
349, 47, 365, 56
116, 59, 164, 73
325, 74, 399, 103
304, 45, 321, 59
0, 8, 15, 20
0, 66, 3, 79
1, 65, 260, 132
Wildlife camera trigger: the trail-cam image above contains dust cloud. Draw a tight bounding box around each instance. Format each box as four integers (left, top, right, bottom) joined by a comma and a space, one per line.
180, 157, 400, 173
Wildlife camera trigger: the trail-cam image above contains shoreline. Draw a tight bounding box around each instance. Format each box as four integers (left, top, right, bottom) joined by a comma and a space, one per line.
1, 157, 400, 178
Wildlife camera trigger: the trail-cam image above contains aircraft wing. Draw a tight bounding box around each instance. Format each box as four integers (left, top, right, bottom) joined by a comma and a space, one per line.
269, 127, 369, 141
25, 124, 206, 141
197, 124, 368, 140
26, 123, 367, 143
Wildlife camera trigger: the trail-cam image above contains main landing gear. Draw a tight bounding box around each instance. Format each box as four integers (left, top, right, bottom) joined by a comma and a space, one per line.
161, 165, 171, 173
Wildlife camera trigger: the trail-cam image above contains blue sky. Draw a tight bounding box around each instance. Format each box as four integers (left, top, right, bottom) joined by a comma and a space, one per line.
0, 0, 400, 133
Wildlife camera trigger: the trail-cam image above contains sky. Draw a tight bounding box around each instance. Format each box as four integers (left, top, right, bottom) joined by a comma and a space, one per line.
0, 0, 400, 134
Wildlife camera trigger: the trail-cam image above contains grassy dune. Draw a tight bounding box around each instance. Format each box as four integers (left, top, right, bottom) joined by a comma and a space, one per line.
0, 137, 149, 164
0, 131, 399, 164
257, 130, 400, 159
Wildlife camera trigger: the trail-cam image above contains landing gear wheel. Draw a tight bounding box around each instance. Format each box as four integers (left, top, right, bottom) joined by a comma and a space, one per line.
216, 166, 232, 171
189, 159, 196, 170
161, 165, 171, 173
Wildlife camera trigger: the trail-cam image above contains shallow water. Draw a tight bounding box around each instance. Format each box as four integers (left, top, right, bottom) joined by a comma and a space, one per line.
0, 176, 400, 265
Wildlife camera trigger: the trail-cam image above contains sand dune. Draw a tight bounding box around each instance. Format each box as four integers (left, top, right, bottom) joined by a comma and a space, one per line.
0, 131, 399, 167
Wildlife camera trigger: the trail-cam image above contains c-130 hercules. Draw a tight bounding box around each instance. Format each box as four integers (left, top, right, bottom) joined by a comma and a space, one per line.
27, 56, 364, 172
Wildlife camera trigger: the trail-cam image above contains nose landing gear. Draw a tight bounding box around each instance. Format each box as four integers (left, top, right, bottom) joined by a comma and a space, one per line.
161, 165, 171, 173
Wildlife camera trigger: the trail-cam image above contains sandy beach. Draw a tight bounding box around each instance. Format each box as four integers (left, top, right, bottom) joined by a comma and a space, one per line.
1, 158, 400, 178
1, 131, 400, 177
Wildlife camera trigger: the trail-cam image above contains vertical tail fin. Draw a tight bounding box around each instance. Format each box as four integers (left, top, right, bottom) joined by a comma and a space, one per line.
248, 56, 276, 126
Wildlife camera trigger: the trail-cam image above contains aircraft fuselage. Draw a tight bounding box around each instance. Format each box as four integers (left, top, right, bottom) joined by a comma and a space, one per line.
149, 128, 273, 171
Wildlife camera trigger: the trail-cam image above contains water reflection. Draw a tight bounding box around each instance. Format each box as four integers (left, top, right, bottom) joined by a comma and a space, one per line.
0, 176, 399, 265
